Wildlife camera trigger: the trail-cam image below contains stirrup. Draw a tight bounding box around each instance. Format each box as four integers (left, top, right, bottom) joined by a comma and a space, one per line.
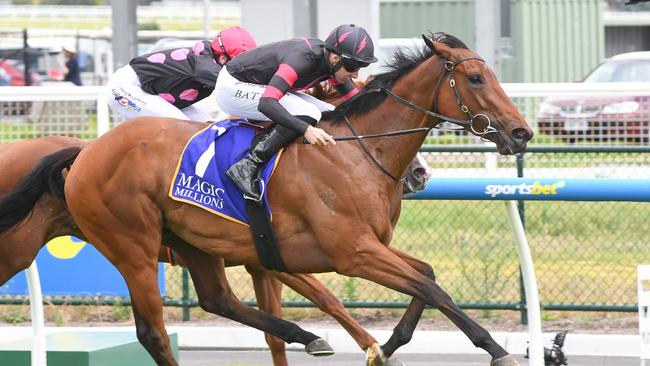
243, 179, 265, 203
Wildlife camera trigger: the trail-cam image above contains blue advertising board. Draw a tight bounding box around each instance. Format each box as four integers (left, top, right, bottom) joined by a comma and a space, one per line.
408, 178, 650, 202
0, 236, 165, 296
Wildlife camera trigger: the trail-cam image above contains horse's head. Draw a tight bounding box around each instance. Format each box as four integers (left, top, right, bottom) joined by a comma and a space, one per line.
423, 34, 533, 154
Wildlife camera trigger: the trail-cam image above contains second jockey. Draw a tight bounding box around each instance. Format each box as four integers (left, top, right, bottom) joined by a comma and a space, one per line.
106, 26, 256, 121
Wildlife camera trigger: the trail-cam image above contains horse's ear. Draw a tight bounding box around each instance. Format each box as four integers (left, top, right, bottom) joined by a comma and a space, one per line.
422, 34, 435, 50
422, 34, 443, 58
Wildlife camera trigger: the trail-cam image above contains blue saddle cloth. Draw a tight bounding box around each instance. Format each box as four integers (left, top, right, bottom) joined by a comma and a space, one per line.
168, 119, 282, 226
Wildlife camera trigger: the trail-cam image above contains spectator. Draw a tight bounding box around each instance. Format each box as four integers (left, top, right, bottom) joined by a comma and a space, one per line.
61, 43, 82, 86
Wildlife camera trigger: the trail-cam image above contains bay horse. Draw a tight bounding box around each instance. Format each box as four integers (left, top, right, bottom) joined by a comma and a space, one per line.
0, 33, 532, 365
0, 137, 430, 366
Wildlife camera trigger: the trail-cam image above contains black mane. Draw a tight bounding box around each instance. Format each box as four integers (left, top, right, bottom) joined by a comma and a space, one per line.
322, 32, 469, 122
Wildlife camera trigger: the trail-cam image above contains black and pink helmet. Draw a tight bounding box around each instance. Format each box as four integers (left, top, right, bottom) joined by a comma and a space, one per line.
324, 24, 378, 68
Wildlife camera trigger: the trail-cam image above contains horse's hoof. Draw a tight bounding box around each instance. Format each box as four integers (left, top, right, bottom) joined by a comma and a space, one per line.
305, 338, 334, 357
385, 356, 407, 366
365, 343, 387, 366
491, 355, 520, 366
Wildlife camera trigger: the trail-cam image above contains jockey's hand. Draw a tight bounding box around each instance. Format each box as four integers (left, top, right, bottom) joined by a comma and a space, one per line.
304, 126, 336, 146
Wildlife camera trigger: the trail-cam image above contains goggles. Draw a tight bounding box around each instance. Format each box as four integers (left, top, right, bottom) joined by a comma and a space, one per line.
340, 57, 369, 73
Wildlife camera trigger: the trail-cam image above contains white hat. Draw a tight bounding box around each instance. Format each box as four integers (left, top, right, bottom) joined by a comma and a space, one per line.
61, 41, 77, 54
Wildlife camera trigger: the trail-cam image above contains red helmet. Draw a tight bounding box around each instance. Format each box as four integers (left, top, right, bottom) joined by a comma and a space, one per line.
211, 26, 256, 60
324, 24, 378, 64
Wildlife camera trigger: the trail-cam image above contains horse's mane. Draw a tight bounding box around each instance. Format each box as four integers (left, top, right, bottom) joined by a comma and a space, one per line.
322, 32, 468, 123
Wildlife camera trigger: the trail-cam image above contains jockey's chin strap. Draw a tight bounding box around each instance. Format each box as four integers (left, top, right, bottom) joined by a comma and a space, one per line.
334, 55, 496, 182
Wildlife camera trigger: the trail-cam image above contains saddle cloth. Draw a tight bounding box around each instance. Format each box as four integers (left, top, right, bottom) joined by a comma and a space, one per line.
168, 118, 283, 226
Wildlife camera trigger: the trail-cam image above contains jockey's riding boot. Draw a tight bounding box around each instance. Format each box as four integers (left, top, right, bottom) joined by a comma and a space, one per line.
226, 127, 289, 201
226, 116, 317, 201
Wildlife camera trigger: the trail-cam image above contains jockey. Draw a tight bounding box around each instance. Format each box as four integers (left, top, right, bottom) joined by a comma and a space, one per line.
215, 24, 378, 201
106, 26, 256, 121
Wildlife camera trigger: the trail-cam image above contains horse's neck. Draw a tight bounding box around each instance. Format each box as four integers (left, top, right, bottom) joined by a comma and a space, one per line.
354, 57, 441, 180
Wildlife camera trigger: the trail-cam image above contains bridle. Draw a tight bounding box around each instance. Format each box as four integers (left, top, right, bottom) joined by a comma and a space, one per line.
336, 55, 498, 182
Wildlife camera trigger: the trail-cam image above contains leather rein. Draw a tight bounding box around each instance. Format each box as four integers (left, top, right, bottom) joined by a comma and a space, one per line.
336, 55, 497, 182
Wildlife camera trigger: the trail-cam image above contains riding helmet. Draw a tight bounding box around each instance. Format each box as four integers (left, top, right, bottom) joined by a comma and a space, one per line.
324, 24, 378, 64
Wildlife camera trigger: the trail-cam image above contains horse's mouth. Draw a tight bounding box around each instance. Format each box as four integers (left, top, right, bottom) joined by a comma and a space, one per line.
492, 125, 532, 155
402, 167, 432, 194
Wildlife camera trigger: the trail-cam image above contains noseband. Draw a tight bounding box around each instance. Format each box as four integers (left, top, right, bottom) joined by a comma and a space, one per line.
337, 55, 497, 182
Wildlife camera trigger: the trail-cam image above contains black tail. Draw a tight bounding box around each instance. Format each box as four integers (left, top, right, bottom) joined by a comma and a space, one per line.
0, 146, 81, 232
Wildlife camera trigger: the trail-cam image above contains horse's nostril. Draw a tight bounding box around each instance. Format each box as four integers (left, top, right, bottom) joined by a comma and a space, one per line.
512, 128, 530, 141
413, 167, 426, 178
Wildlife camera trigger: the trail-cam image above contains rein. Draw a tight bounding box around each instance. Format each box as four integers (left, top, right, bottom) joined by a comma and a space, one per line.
333, 55, 496, 182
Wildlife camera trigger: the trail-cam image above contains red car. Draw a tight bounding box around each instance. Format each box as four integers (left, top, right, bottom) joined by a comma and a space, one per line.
0, 60, 39, 86
537, 52, 650, 143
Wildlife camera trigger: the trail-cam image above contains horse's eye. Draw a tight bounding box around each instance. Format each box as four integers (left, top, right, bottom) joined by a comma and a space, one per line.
468, 75, 483, 84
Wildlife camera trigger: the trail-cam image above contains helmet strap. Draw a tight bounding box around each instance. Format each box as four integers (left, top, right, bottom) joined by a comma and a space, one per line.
217, 32, 231, 61
324, 48, 343, 74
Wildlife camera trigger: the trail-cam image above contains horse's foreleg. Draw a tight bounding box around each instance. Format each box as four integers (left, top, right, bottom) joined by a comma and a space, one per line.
169, 242, 334, 357
246, 265, 288, 366
380, 247, 434, 358
338, 244, 514, 365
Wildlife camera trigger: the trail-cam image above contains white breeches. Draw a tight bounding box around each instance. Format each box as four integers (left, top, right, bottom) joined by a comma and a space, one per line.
106, 65, 211, 121
214, 66, 334, 123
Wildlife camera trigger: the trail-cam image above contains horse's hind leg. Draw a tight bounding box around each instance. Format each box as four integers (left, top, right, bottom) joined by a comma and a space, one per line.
119, 259, 177, 366
68, 207, 177, 365
270, 270, 404, 366
165, 238, 334, 357
246, 265, 288, 366
270, 271, 377, 346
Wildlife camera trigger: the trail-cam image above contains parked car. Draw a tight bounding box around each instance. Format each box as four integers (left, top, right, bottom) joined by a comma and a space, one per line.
0, 59, 40, 86
0, 66, 9, 86
537, 51, 650, 143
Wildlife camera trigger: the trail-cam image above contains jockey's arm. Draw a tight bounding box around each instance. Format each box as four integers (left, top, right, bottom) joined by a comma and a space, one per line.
258, 98, 311, 133
258, 57, 313, 134
330, 79, 359, 101
194, 45, 221, 87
